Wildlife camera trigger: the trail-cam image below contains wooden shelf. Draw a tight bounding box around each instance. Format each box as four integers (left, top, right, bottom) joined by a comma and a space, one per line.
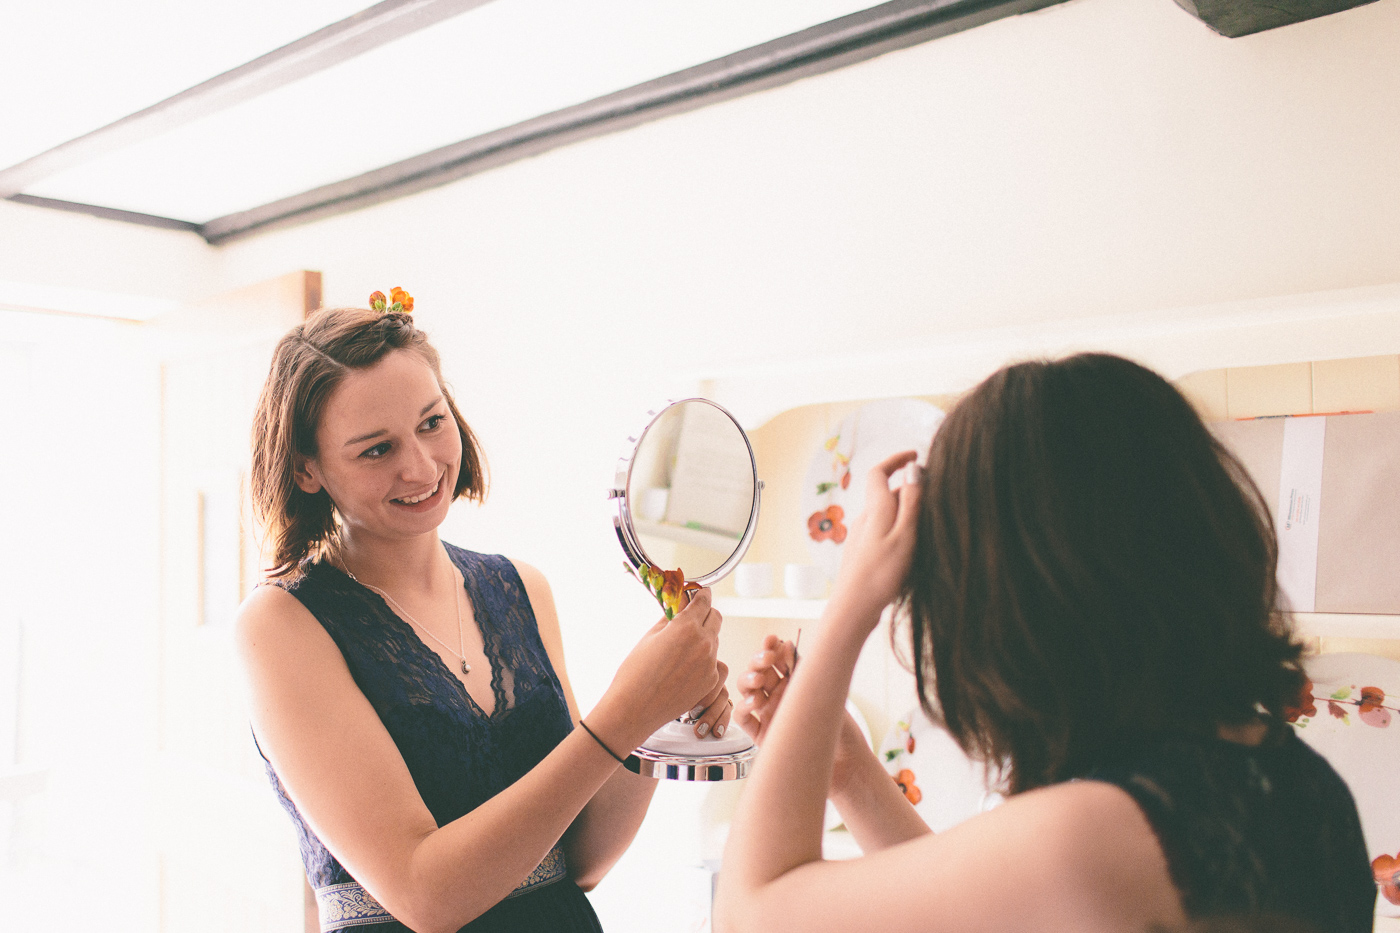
710, 607, 1400, 633
1290, 613, 1400, 639
635, 519, 741, 553
0, 766, 47, 801
715, 597, 827, 619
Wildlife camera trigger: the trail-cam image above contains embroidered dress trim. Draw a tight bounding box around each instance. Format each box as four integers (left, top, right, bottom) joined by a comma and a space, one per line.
315, 843, 569, 931
505, 842, 567, 899
315, 882, 392, 931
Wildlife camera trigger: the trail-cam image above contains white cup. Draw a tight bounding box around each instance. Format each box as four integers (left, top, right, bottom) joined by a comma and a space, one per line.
639, 487, 670, 522
733, 563, 774, 598
784, 563, 826, 599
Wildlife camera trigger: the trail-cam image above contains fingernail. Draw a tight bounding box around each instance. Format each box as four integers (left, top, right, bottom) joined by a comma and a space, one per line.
714, 724, 726, 737
691, 704, 706, 719
696, 722, 710, 737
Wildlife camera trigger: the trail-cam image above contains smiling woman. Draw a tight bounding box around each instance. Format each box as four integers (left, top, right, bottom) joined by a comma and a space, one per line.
236, 298, 736, 933
250, 305, 485, 578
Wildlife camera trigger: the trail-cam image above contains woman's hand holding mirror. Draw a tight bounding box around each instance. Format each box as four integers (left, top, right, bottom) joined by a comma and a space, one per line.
610, 397, 761, 778
589, 588, 728, 755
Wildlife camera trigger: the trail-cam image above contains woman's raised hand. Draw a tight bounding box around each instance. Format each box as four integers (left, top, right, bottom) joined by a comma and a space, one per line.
592, 588, 729, 752
735, 634, 795, 746
737, 633, 882, 804
829, 450, 923, 628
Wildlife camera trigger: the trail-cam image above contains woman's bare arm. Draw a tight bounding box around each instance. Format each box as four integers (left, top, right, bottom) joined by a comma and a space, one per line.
737, 635, 929, 853
518, 561, 657, 890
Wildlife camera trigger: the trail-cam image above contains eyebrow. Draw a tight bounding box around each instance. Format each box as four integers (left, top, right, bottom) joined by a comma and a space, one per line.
343, 397, 445, 447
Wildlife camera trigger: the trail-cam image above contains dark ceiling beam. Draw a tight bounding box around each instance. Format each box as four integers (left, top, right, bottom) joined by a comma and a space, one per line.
199, 0, 1067, 245
8, 194, 202, 233
0, 0, 495, 197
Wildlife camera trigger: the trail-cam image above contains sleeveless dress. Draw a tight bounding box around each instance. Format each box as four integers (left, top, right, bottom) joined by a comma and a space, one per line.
259, 543, 604, 933
1087, 721, 1375, 932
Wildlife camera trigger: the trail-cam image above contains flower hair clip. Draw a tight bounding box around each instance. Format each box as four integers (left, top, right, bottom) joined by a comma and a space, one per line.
369, 287, 414, 314
624, 561, 700, 620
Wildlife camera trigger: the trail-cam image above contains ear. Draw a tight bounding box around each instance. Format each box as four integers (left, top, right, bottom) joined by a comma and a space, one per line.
294, 457, 323, 495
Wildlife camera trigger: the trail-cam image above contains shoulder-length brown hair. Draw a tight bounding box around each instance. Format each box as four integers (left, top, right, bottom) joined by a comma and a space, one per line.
250, 307, 486, 578
902, 353, 1303, 795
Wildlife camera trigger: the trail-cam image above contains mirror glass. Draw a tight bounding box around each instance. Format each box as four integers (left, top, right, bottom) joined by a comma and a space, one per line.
619, 399, 759, 585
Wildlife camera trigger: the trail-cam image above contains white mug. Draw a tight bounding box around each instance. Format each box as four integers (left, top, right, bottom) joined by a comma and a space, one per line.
639, 487, 670, 522
784, 563, 826, 599
733, 563, 774, 598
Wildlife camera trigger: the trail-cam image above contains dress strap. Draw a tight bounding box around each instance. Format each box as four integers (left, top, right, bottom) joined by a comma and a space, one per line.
313, 843, 569, 931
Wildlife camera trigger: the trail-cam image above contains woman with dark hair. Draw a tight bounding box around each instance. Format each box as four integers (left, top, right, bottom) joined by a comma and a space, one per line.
716, 353, 1373, 933
237, 300, 733, 933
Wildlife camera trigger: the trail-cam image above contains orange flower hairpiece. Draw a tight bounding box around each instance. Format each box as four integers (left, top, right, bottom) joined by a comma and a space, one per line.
369, 287, 414, 314
624, 561, 700, 620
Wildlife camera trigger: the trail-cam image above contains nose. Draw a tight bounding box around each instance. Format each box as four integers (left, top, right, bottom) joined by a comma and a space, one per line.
401, 435, 438, 485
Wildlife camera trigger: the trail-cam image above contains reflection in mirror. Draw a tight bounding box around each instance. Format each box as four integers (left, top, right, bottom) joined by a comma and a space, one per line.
626, 400, 757, 583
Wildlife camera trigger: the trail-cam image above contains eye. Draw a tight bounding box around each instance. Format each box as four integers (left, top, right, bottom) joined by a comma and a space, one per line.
421, 413, 448, 432
359, 441, 391, 459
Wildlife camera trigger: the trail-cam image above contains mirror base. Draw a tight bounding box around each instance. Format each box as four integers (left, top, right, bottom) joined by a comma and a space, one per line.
626, 720, 757, 782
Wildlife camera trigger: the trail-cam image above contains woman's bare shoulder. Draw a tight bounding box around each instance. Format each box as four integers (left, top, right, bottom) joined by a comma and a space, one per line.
968, 779, 1184, 929
234, 581, 335, 667
506, 558, 550, 592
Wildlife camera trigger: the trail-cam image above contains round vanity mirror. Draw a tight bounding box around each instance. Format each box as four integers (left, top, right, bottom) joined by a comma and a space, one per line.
612, 398, 761, 588
609, 398, 762, 780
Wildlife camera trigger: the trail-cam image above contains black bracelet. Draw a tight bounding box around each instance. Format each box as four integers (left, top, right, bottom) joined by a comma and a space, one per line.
578, 720, 627, 765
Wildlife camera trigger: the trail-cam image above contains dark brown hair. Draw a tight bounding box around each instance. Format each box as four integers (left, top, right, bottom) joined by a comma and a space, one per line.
250, 307, 486, 577
902, 353, 1303, 794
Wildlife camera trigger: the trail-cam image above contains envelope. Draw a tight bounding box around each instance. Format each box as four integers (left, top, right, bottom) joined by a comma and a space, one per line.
1211, 412, 1400, 614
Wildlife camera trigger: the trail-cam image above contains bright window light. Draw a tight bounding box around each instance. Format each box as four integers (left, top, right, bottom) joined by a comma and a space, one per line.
0, 279, 178, 321
25, 0, 879, 222
0, 0, 371, 168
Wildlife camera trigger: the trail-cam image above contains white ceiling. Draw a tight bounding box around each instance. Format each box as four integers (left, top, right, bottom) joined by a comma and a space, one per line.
4, 0, 880, 225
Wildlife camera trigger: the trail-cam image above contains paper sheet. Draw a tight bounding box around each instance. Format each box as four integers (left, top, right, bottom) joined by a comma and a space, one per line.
1275, 417, 1327, 613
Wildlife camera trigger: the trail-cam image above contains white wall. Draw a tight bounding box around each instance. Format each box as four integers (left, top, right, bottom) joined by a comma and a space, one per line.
0, 313, 162, 930
2, 0, 1399, 928
202, 0, 1400, 705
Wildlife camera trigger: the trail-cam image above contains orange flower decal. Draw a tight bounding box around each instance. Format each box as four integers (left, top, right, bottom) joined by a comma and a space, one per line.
1284, 678, 1317, 723
1359, 686, 1392, 727
1374, 852, 1400, 906
807, 505, 847, 543
369, 287, 414, 314
894, 768, 922, 805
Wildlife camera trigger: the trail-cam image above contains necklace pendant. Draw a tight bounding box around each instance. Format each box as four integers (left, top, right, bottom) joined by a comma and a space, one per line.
461, 660, 471, 675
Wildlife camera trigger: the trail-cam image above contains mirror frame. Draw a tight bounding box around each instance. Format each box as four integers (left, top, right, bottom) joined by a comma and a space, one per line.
609, 397, 763, 588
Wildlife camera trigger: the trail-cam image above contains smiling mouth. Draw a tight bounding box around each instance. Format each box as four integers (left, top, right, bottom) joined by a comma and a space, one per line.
393, 479, 441, 505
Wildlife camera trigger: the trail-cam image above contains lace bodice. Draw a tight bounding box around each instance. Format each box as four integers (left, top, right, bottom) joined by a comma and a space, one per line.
1088, 723, 1374, 931
259, 543, 600, 932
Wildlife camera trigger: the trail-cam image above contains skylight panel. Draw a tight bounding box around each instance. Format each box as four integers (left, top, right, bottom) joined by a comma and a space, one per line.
23, 0, 879, 222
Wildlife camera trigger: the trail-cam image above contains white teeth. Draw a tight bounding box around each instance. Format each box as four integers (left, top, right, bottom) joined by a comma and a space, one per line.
396, 481, 440, 504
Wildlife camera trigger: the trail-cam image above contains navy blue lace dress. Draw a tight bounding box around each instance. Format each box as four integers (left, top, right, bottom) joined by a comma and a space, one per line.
1088, 722, 1375, 932
260, 543, 604, 933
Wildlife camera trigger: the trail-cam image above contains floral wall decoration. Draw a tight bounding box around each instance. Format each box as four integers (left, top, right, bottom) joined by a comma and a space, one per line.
1286, 678, 1393, 729
807, 431, 853, 544
800, 399, 945, 581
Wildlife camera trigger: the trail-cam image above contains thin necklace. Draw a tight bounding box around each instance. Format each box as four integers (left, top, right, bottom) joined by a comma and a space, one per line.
345, 562, 472, 675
